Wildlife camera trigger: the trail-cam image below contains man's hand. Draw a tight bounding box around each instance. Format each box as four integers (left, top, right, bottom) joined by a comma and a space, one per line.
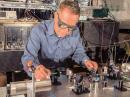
34, 65, 51, 81
84, 60, 98, 71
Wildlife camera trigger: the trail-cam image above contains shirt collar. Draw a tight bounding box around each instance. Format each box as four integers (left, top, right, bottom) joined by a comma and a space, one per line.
46, 19, 55, 36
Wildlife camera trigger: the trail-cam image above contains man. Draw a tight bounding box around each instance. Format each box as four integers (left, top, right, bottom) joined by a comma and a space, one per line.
21, 1, 98, 80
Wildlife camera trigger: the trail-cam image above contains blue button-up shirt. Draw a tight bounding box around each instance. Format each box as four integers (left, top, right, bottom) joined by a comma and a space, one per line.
21, 19, 89, 75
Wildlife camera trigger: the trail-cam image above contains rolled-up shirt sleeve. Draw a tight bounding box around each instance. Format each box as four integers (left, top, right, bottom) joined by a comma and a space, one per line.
72, 29, 90, 65
21, 26, 41, 76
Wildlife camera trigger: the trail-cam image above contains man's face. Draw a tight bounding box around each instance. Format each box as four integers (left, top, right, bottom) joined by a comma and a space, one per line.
54, 8, 79, 37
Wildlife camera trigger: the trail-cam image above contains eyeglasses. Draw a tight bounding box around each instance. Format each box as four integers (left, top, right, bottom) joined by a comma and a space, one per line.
57, 12, 77, 32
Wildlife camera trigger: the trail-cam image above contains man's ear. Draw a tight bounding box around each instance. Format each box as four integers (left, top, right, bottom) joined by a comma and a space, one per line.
54, 11, 59, 33
54, 11, 57, 17
54, 11, 58, 21
55, 9, 60, 15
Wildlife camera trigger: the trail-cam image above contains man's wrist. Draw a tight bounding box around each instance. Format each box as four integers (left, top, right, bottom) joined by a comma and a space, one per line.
83, 59, 90, 64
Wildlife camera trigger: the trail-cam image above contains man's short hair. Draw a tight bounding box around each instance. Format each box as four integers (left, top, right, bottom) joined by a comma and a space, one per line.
59, 0, 80, 15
